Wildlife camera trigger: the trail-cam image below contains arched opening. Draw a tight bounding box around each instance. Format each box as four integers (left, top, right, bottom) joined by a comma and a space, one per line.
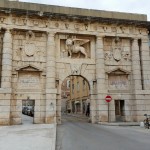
61, 75, 90, 123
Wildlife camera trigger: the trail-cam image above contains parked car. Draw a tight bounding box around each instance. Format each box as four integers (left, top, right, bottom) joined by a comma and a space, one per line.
27, 106, 34, 117
22, 106, 34, 117
22, 106, 29, 115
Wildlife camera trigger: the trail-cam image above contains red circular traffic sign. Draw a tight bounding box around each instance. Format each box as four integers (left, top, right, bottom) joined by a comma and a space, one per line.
105, 95, 112, 103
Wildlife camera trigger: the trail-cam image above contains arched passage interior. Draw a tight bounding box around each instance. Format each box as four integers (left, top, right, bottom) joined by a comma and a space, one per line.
60, 75, 90, 122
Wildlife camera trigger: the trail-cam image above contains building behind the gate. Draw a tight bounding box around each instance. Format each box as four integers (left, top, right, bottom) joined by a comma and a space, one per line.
67, 76, 89, 114
0, 0, 150, 125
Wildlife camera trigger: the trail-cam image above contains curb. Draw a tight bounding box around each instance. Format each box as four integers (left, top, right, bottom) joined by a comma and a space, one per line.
98, 122, 140, 126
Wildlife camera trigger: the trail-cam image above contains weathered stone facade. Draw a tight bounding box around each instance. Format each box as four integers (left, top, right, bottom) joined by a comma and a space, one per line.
0, 0, 150, 125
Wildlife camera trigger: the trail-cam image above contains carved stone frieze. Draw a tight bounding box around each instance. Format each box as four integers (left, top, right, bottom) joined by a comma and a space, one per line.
111, 27, 117, 32
60, 35, 90, 59
104, 37, 131, 65
103, 26, 107, 32
33, 20, 39, 26
65, 23, 69, 29
0, 17, 5, 23
71, 64, 81, 75
13, 31, 46, 62
104, 51, 113, 61
74, 24, 83, 31
120, 26, 126, 33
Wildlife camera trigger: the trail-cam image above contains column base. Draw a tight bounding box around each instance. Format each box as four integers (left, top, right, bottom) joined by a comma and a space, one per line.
45, 116, 56, 124
0, 118, 10, 126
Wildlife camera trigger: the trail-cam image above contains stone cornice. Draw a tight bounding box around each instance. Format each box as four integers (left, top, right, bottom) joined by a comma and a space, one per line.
0, 0, 150, 29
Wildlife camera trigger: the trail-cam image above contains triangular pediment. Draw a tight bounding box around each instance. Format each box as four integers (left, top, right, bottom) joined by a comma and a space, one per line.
16, 64, 42, 72
106, 68, 130, 75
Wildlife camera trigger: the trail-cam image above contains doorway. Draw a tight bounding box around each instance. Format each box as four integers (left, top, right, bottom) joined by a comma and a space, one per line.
115, 100, 125, 122
22, 99, 35, 124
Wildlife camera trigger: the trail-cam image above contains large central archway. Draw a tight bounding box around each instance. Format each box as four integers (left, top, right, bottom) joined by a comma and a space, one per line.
61, 75, 90, 122
57, 75, 93, 123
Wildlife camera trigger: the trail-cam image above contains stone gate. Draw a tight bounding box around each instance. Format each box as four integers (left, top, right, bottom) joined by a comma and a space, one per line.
0, 0, 150, 125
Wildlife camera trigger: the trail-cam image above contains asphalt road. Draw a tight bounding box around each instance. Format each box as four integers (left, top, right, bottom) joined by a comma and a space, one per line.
56, 115, 150, 150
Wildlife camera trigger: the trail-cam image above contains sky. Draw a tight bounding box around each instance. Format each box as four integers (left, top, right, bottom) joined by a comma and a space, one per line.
19, 0, 150, 21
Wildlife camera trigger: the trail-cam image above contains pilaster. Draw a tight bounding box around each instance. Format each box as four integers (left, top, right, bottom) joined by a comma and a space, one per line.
96, 36, 108, 122
1, 29, 13, 89
131, 39, 142, 90
45, 32, 57, 124
0, 28, 13, 125
141, 37, 150, 90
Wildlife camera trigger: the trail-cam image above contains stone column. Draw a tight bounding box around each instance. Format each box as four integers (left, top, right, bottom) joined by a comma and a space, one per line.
131, 38, 142, 121
45, 32, 57, 124
1, 29, 13, 88
96, 36, 108, 122
141, 38, 150, 90
0, 29, 13, 125
131, 39, 142, 90
89, 81, 97, 123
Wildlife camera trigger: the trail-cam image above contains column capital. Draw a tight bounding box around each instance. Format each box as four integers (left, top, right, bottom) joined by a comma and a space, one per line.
2, 27, 13, 33
3, 28, 12, 43
47, 31, 56, 37
131, 38, 139, 43
96, 35, 105, 40
5, 28, 11, 32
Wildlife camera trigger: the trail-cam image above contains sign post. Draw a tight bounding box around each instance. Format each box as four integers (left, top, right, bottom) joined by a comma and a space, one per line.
105, 95, 112, 122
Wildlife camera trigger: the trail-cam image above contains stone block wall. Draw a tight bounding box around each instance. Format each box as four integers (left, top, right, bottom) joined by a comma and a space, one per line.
0, 2, 150, 125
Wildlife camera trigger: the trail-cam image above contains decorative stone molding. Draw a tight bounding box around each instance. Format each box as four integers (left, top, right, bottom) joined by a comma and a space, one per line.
60, 35, 90, 59
0, 17, 5, 23
25, 30, 36, 56
65, 23, 69, 29
106, 68, 130, 75
111, 27, 117, 32
104, 37, 131, 64
70, 64, 81, 75
24, 43, 36, 57
26, 30, 35, 41
16, 64, 42, 72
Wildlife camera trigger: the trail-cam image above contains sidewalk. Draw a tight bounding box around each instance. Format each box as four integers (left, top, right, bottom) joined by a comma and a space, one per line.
98, 122, 140, 126
0, 115, 56, 150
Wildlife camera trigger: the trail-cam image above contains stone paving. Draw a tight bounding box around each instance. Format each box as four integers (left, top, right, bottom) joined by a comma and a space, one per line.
0, 115, 56, 150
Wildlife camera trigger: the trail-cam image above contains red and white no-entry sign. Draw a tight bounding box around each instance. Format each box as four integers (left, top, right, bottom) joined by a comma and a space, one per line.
105, 95, 112, 103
